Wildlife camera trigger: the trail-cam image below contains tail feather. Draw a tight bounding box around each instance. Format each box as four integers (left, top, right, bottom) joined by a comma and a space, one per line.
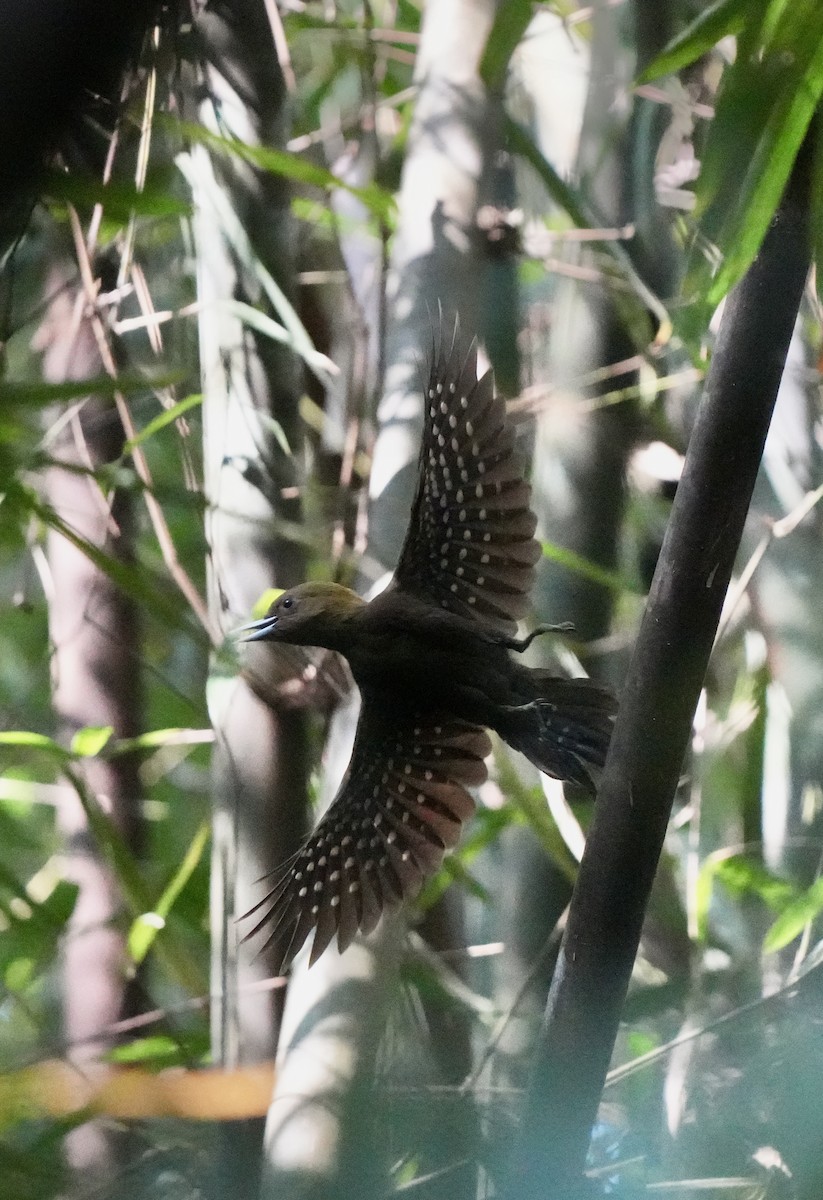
498, 672, 616, 790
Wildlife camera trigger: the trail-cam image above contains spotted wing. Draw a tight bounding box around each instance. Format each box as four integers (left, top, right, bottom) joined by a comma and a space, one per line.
242, 697, 490, 969
392, 333, 540, 634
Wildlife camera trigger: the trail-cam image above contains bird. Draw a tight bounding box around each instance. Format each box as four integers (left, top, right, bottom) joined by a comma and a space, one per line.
239, 326, 615, 969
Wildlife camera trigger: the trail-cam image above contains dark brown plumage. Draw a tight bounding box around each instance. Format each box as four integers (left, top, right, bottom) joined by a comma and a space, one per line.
240, 329, 615, 968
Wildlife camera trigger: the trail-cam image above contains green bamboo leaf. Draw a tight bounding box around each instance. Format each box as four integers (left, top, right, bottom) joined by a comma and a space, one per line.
14, 482, 196, 637
694, 858, 714, 941
696, 851, 797, 940
70, 726, 113, 758
435, 856, 490, 903
0, 879, 81, 977
127, 820, 210, 965
153, 820, 210, 920
0, 861, 41, 908
220, 299, 336, 391
714, 854, 796, 909
107, 1034, 184, 1065
683, 2, 823, 314
1, 372, 184, 407
65, 766, 205, 994
176, 152, 339, 385
64, 765, 157, 918
123, 394, 203, 454
480, 0, 534, 91
109, 727, 214, 756
106, 1030, 210, 1068
542, 541, 630, 593
495, 745, 579, 883
37, 879, 80, 929
812, 120, 823, 307
44, 168, 191, 220
737, 660, 769, 847
128, 913, 167, 965
636, 0, 751, 84
175, 119, 396, 223
505, 116, 589, 226
0, 731, 71, 759
764, 877, 823, 952
418, 806, 514, 907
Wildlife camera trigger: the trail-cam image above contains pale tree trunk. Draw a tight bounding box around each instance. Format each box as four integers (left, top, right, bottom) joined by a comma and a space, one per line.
367, 0, 507, 571
494, 3, 683, 1062
531, 2, 656, 640
186, 3, 310, 1196
747, 337, 823, 880
40, 262, 143, 1188
261, 2, 508, 1198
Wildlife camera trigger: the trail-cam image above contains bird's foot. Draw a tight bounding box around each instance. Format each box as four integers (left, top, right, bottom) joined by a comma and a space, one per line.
501, 622, 575, 653
498, 699, 551, 715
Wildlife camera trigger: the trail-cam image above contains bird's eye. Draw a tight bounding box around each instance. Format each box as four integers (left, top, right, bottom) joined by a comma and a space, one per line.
282, 596, 294, 610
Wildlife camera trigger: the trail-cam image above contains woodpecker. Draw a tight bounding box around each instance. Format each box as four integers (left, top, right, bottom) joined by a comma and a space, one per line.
240, 331, 615, 967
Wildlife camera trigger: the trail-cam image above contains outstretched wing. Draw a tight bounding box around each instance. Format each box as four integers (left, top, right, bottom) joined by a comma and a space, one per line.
392, 329, 540, 634
242, 696, 490, 969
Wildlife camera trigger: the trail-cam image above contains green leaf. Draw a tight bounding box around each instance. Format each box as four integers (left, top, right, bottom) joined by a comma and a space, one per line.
764, 877, 823, 952
70, 726, 113, 758
37, 879, 80, 929
637, 0, 750, 84
12, 481, 197, 637
150, 819, 210, 924
109, 727, 214, 755
495, 746, 579, 883
542, 541, 630, 593
683, 1, 823, 317
64, 766, 205, 995
5, 958, 35, 991
712, 853, 796, 906
0, 861, 39, 909
436, 856, 490, 903
696, 852, 797, 940
127, 819, 210, 965
106, 1030, 210, 1069
418, 805, 515, 908
480, 0, 534, 91
220, 298, 335, 396
812, 119, 823, 306
626, 1030, 658, 1059
176, 153, 339, 385
1, 372, 185, 407
128, 912, 167, 963
505, 116, 589, 227
123, 394, 203, 454
0, 731, 71, 760
44, 168, 191, 220
175, 119, 396, 223
0, 879, 79, 979
737, 660, 769, 846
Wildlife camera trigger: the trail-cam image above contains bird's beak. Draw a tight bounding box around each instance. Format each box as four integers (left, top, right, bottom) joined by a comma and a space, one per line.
236, 615, 279, 642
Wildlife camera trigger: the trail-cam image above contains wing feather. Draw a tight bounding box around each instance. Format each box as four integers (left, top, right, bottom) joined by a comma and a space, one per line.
393, 326, 540, 633
240, 697, 490, 969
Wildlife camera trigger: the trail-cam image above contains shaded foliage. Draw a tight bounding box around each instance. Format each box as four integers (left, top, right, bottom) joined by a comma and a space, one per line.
0, 3, 822, 1199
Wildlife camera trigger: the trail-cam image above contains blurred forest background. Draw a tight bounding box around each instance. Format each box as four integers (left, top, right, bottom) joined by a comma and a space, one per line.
1, 1, 823, 1198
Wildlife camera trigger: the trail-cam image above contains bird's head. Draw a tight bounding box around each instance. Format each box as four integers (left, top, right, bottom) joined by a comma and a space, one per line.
238, 582, 365, 648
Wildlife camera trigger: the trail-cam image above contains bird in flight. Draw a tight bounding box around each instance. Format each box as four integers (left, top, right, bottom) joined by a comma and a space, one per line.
239, 327, 615, 968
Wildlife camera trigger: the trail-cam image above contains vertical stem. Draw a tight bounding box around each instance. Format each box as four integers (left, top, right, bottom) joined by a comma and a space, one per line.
506, 141, 812, 1200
